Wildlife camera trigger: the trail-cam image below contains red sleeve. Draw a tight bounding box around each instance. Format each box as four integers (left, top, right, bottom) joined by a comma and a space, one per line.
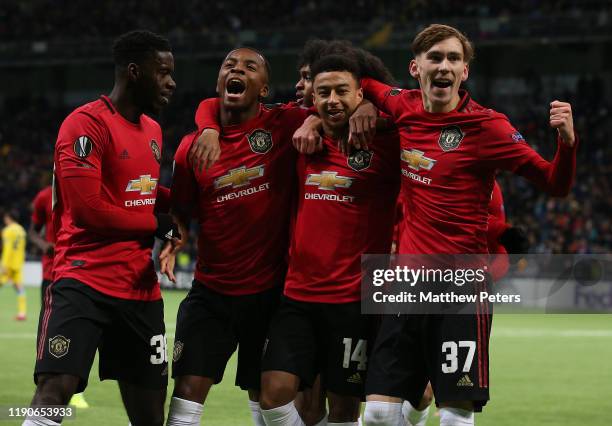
170, 133, 199, 212
57, 112, 109, 179
31, 189, 46, 229
478, 117, 578, 197
154, 185, 171, 214
283, 104, 309, 133
361, 77, 406, 121
56, 113, 157, 236
488, 182, 505, 221
487, 182, 508, 245
487, 183, 510, 281
195, 98, 221, 132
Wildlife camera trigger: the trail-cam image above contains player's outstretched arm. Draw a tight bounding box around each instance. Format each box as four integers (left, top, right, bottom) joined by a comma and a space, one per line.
516, 100, 577, 196
481, 104, 578, 197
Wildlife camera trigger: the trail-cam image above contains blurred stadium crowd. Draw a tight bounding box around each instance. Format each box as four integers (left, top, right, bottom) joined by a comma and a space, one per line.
1, 0, 609, 41
1, 0, 610, 58
0, 0, 610, 264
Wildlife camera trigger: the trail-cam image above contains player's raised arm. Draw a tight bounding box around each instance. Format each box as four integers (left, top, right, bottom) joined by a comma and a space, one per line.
549, 100, 575, 147
479, 108, 578, 197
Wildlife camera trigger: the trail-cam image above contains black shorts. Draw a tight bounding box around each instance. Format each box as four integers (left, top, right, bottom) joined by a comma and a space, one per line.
35, 279, 168, 393
366, 308, 492, 411
261, 296, 376, 398
41, 279, 52, 304
171, 281, 281, 390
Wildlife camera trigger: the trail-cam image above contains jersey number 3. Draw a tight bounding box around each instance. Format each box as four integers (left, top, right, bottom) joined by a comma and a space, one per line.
150, 334, 168, 365
441, 340, 476, 374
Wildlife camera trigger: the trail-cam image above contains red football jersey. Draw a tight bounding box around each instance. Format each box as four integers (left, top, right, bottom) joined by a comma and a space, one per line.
284, 131, 400, 303
173, 102, 308, 296
31, 186, 54, 281
53, 96, 162, 301
361, 78, 577, 256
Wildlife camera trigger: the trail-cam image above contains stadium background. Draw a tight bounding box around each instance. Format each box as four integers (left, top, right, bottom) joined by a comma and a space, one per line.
1, 1, 611, 424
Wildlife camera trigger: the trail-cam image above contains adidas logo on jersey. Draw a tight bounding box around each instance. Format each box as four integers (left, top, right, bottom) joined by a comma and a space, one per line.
456, 374, 474, 387
347, 372, 362, 384
119, 149, 130, 159
164, 229, 174, 240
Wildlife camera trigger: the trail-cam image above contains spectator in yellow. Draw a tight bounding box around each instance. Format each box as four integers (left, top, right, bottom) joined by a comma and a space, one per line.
1, 210, 27, 320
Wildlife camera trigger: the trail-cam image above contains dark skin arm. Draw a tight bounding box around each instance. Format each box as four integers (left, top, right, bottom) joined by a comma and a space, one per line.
292, 99, 385, 155
28, 222, 54, 256
189, 129, 222, 172
158, 208, 190, 283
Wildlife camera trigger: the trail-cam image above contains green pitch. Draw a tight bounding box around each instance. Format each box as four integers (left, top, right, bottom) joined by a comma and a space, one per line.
1, 288, 611, 425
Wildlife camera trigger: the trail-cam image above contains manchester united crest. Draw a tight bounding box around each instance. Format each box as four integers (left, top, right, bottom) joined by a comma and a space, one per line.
173, 341, 184, 362
247, 129, 273, 154
347, 149, 373, 171
438, 126, 464, 151
49, 335, 70, 359
150, 139, 161, 163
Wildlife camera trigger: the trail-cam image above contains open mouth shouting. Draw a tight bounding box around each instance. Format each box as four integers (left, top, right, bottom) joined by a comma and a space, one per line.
431, 78, 453, 93
225, 78, 247, 100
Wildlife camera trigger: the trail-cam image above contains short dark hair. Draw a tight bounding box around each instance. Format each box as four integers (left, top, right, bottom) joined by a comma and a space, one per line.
310, 54, 361, 83
112, 30, 172, 66
298, 39, 328, 70
411, 24, 474, 63
4, 208, 19, 222
299, 39, 396, 86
